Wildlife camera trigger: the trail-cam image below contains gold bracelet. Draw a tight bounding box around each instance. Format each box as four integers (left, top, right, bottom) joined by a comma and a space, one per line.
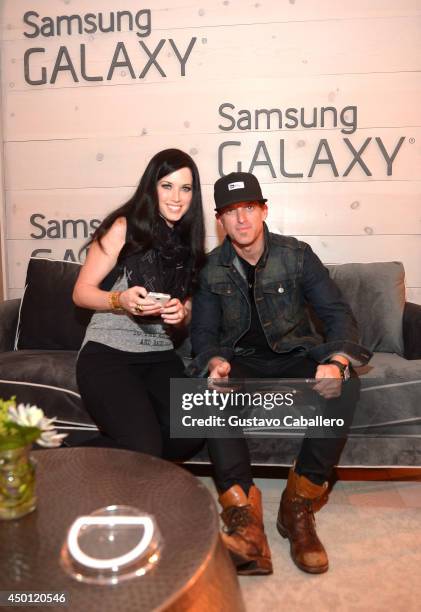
109, 291, 122, 310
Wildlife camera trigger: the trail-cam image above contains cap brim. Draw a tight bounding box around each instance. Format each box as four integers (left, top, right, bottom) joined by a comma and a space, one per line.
215, 198, 267, 212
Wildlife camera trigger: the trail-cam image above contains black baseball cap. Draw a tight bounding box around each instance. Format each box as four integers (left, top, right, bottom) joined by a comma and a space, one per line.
214, 172, 267, 212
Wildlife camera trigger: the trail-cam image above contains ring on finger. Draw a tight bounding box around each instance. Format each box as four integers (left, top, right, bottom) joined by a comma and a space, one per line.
135, 303, 143, 312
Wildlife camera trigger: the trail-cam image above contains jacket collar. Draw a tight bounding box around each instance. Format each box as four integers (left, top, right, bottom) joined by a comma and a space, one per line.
218, 222, 271, 267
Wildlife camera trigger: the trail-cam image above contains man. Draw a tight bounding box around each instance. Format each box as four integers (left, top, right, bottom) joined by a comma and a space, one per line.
188, 172, 371, 575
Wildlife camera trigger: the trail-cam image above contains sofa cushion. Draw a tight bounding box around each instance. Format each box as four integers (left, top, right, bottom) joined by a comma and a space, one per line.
327, 262, 405, 355
190, 352, 421, 467
0, 350, 93, 423
15, 258, 93, 351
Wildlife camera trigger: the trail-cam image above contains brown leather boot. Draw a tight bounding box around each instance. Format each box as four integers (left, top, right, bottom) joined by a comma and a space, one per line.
277, 468, 329, 574
219, 484, 273, 575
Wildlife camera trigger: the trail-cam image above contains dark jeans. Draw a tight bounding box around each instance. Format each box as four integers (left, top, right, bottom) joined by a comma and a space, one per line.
207, 352, 360, 492
77, 342, 204, 461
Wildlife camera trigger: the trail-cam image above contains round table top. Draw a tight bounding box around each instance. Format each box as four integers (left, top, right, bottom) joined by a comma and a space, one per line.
0, 447, 225, 612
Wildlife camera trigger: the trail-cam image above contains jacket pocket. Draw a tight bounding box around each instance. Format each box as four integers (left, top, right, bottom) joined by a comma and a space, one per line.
209, 282, 243, 326
210, 282, 235, 297
261, 279, 299, 321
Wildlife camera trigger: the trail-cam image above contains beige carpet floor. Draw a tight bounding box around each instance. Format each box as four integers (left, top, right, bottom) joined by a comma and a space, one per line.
199, 475, 421, 612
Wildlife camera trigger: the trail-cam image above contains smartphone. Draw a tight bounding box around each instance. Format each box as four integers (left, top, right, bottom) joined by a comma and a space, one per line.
148, 292, 171, 306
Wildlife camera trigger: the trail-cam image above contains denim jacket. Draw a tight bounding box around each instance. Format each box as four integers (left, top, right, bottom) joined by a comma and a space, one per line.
187, 224, 372, 376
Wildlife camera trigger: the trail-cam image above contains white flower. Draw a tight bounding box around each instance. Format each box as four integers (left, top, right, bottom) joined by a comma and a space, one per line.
39, 416, 57, 431
7, 402, 67, 448
8, 403, 44, 428
37, 430, 68, 448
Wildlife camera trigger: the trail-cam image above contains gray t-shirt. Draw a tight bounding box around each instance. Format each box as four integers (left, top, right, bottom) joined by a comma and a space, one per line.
81, 273, 173, 353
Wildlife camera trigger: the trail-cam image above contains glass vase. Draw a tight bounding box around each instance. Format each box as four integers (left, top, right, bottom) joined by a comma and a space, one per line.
0, 445, 36, 520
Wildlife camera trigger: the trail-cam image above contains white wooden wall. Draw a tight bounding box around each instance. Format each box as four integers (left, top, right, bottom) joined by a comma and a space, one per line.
1, 1, 420, 302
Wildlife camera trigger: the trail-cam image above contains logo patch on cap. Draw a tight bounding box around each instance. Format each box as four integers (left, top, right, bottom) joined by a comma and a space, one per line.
228, 181, 245, 191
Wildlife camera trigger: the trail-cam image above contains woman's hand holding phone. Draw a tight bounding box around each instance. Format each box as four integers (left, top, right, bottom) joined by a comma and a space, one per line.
160, 298, 186, 325
118, 288, 186, 323
119, 286, 164, 316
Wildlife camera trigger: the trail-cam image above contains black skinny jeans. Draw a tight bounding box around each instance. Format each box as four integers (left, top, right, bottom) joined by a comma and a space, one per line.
77, 342, 204, 461
207, 352, 360, 492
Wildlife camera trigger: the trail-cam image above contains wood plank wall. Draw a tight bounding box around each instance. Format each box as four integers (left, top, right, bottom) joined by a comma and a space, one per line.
1, 1, 420, 301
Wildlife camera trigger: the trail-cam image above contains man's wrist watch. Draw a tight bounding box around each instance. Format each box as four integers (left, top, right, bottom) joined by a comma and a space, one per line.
329, 359, 351, 381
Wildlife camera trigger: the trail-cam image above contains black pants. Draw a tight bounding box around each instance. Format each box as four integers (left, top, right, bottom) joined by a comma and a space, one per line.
77, 342, 204, 461
207, 353, 360, 492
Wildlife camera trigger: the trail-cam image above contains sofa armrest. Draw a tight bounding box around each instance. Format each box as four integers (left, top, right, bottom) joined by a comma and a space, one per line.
0, 299, 20, 352
403, 302, 421, 360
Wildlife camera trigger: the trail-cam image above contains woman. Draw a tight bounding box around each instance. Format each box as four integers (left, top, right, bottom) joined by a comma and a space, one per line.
73, 149, 205, 460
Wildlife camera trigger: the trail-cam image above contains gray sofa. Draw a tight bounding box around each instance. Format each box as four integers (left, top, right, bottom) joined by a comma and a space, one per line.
0, 257, 420, 468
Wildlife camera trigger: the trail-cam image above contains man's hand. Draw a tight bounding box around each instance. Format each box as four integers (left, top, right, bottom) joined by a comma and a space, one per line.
207, 358, 232, 392
313, 364, 343, 399
208, 357, 231, 381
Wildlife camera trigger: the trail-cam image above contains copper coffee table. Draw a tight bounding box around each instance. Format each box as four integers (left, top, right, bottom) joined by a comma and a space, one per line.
0, 448, 244, 611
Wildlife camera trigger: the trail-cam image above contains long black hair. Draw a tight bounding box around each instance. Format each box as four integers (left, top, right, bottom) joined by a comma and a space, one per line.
86, 148, 206, 288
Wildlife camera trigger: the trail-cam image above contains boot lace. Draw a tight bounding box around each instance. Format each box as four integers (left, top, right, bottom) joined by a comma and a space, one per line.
223, 505, 254, 534
292, 499, 318, 536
